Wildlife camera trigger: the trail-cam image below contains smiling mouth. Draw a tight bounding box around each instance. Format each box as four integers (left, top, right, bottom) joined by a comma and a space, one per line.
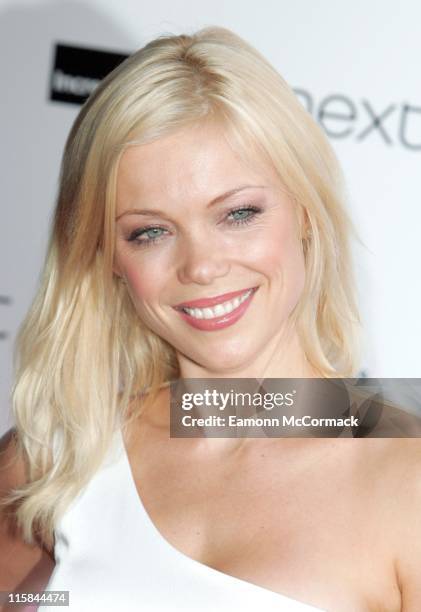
180, 288, 254, 319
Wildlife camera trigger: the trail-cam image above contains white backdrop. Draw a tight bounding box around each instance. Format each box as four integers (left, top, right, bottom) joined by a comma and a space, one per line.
1, 0, 420, 435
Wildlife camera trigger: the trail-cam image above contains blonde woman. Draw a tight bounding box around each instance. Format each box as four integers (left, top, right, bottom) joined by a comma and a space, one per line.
1, 26, 421, 612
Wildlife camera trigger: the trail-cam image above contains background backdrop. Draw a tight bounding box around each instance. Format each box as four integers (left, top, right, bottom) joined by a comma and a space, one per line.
1, 0, 420, 435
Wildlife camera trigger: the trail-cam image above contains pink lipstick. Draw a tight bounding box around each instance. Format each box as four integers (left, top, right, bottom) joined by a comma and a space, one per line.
173, 286, 258, 331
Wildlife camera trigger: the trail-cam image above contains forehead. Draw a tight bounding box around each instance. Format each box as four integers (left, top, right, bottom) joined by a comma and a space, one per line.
115, 122, 279, 211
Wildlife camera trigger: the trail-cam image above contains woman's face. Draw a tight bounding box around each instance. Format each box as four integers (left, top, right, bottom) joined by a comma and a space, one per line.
114, 122, 307, 375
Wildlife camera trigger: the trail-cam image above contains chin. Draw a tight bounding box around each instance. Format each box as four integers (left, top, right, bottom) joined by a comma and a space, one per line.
192, 341, 262, 375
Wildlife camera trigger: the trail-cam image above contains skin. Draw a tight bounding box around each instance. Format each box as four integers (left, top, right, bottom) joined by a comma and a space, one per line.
0, 430, 55, 609
113, 120, 421, 610
113, 121, 316, 382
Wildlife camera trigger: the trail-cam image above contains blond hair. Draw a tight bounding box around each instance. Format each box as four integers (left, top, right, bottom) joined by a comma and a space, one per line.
3, 26, 362, 547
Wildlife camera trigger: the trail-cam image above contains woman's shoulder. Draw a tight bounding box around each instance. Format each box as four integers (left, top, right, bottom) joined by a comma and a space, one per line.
358, 437, 421, 493
0, 428, 55, 592
0, 428, 54, 552
334, 438, 421, 608
0, 428, 25, 492
378, 438, 421, 609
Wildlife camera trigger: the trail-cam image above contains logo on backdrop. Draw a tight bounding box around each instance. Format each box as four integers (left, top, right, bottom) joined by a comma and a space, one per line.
48, 43, 420, 151
49, 43, 129, 105
294, 88, 421, 151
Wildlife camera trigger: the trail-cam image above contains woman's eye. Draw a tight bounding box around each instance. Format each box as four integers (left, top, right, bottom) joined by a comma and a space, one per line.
227, 206, 262, 225
127, 226, 168, 246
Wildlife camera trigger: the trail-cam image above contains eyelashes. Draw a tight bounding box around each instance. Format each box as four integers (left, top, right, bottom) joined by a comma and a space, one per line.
126, 205, 264, 248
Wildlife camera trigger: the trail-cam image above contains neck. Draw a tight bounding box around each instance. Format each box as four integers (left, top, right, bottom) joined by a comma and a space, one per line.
173, 324, 324, 455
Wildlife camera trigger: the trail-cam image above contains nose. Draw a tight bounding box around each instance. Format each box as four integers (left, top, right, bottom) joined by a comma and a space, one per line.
176, 232, 230, 285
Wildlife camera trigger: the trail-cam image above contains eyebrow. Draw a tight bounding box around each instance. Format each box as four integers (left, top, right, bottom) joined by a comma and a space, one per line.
115, 184, 267, 221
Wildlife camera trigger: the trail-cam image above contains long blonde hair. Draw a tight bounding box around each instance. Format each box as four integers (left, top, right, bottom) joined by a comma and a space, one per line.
3, 26, 362, 547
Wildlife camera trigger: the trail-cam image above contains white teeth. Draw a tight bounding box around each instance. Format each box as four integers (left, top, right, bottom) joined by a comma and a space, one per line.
213, 303, 226, 316
232, 296, 241, 309
183, 289, 253, 319
224, 301, 234, 314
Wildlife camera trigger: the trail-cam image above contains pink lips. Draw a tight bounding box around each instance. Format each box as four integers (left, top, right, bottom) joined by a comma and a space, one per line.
173, 286, 258, 332
173, 287, 256, 310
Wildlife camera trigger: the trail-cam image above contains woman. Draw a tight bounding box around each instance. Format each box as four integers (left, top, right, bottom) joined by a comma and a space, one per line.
1, 26, 421, 612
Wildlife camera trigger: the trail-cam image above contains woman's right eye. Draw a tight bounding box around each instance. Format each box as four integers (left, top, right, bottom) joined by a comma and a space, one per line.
127, 226, 168, 246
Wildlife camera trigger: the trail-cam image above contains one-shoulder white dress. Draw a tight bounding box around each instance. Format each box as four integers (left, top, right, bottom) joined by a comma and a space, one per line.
39, 429, 326, 611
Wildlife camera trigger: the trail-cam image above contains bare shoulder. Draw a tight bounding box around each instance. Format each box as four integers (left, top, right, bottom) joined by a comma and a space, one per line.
370, 438, 421, 611
394, 440, 421, 611
357, 438, 421, 505
0, 428, 55, 595
0, 428, 26, 488
0, 427, 29, 510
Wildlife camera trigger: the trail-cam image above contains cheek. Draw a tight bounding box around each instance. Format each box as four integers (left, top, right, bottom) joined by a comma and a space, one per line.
245, 218, 305, 279
120, 256, 164, 307
244, 218, 306, 319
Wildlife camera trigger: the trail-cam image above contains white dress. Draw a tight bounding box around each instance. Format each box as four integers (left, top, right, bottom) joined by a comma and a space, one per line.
39, 428, 326, 611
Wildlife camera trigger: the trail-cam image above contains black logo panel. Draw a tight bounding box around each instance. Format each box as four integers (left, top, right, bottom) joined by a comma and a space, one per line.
49, 43, 129, 105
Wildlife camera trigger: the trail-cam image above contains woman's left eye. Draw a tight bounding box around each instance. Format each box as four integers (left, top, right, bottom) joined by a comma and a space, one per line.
226, 206, 262, 225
